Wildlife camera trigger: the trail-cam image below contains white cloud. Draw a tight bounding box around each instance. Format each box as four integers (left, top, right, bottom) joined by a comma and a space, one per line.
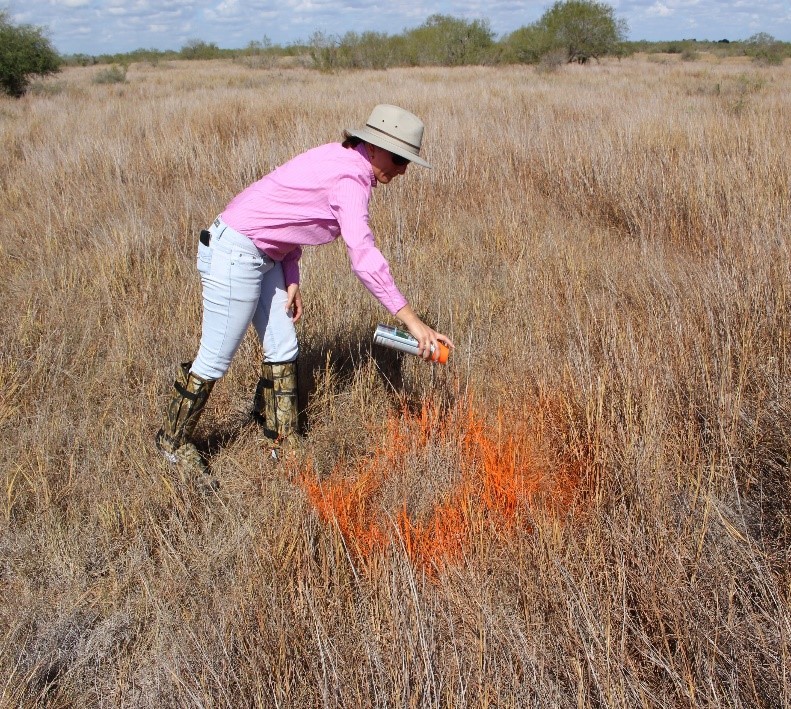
646, 2, 674, 17
214, 0, 241, 14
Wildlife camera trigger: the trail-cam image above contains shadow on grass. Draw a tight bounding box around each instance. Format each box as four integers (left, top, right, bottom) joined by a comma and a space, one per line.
190, 321, 457, 460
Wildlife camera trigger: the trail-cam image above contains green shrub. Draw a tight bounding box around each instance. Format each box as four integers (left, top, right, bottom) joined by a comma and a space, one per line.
505, 0, 628, 66
744, 33, 785, 66
308, 31, 341, 71
235, 38, 277, 69
28, 79, 66, 96
179, 40, 222, 61
504, 25, 553, 64
93, 64, 127, 84
402, 15, 495, 66
538, 47, 568, 72
0, 11, 61, 97
537, 0, 628, 63
63, 53, 96, 67
337, 31, 402, 70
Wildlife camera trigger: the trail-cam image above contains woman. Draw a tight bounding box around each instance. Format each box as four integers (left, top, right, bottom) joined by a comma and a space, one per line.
156, 104, 454, 486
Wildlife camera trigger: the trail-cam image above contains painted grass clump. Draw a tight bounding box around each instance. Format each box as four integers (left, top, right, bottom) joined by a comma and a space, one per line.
302, 396, 584, 568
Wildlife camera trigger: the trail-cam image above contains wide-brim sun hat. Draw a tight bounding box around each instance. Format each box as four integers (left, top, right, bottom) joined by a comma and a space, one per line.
347, 104, 432, 169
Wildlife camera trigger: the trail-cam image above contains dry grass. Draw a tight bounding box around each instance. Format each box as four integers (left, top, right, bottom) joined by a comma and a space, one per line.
1, 56, 790, 706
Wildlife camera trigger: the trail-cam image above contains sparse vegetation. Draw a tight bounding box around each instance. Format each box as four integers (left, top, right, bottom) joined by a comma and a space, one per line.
745, 32, 785, 66
179, 39, 223, 61
1, 56, 790, 706
56, 9, 790, 71
92, 63, 127, 84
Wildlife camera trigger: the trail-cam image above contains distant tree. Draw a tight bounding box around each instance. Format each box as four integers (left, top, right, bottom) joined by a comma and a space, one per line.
744, 32, 784, 65
536, 0, 628, 63
63, 53, 96, 67
503, 24, 554, 64
404, 14, 495, 66
746, 32, 776, 45
93, 64, 127, 84
0, 11, 61, 97
236, 37, 276, 68
308, 31, 340, 71
335, 31, 399, 70
180, 39, 222, 60
246, 37, 273, 55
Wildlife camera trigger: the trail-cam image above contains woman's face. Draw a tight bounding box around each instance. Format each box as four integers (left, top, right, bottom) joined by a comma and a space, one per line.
367, 144, 409, 184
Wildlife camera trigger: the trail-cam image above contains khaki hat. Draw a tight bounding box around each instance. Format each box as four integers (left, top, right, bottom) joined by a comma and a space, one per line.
347, 104, 432, 169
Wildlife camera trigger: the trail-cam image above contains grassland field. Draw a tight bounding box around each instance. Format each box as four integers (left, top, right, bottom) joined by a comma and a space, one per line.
0, 55, 790, 707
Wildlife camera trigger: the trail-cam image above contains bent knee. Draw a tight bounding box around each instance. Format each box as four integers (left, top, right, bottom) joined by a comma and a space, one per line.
190, 357, 229, 381
265, 338, 299, 364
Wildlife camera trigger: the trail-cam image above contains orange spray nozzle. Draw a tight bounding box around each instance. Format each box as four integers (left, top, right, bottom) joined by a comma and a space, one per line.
431, 342, 450, 364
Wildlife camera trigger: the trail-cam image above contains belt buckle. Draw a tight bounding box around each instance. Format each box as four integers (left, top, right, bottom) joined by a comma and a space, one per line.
213, 217, 221, 228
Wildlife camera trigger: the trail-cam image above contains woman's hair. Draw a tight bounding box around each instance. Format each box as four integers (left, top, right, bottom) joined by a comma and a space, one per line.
342, 130, 363, 148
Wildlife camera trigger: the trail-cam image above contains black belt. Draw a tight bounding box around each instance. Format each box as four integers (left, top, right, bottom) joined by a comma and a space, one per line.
200, 229, 211, 246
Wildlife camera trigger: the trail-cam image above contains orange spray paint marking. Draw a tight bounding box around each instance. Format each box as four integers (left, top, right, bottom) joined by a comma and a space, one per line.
299, 395, 585, 570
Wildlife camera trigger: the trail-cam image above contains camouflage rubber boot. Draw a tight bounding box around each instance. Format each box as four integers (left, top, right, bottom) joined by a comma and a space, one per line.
155, 362, 218, 491
254, 360, 301, 457
252, 367, 277, 440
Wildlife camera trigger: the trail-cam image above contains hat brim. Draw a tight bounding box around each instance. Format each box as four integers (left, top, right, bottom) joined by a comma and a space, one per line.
347, 127, 432, 169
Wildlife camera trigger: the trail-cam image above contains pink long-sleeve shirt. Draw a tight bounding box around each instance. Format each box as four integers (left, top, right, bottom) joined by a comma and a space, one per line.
220, 142, 408, 316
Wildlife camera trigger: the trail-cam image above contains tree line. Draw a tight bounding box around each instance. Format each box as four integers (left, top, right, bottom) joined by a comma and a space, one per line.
2, 3, 790, 97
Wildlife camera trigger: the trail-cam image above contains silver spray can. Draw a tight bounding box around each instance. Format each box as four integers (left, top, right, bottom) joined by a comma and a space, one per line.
373, 324, 449, 364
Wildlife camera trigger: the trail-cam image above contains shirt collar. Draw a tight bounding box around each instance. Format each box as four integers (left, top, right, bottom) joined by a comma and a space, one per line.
354, 142, 377, 187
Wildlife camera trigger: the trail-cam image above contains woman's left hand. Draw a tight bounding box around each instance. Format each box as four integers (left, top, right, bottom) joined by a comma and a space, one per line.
286, 284, 303, 323
394, 304, 454, 360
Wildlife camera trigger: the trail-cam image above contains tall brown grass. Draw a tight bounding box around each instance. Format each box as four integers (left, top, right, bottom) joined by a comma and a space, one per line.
1, 56, 789, 706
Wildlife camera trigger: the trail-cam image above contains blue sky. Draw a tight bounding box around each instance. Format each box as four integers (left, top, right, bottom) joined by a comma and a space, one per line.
5, 0, 790, 56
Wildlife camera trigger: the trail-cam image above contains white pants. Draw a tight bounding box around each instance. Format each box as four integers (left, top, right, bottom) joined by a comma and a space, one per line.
191, 217, 298, 381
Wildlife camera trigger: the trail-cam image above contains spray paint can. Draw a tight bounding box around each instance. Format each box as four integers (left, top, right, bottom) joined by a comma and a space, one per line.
373, 324, 449, 364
